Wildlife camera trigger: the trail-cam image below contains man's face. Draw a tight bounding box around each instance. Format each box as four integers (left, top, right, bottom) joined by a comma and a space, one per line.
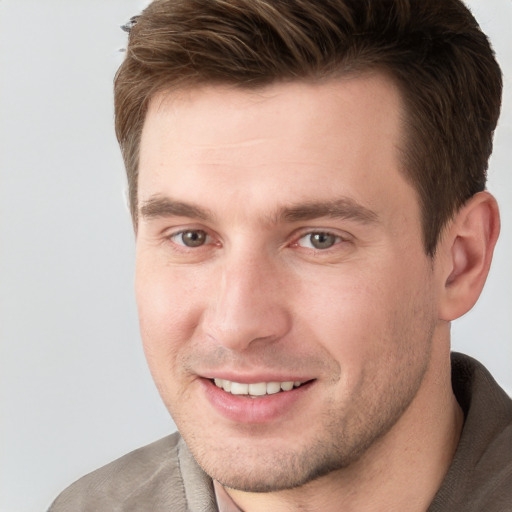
135, 76, 442, 491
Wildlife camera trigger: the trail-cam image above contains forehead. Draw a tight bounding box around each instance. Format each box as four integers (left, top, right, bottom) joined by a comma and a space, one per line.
138, 75, 417, 227
142, 74, 404, 155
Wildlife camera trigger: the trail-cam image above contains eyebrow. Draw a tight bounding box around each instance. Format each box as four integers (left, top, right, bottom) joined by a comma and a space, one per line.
279, 198, 379, 225
139, 195, 379, 225
139, 196, 214, 221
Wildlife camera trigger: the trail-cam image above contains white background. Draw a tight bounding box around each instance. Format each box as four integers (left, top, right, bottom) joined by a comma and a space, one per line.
0, 1, 510, 511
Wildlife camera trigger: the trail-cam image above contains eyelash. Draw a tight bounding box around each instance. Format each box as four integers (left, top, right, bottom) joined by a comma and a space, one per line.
166, 227, 350, 253
169, 229, 214, 248
293, 231, 344, 250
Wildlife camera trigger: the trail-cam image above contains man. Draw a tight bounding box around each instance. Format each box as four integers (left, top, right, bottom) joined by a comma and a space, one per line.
49, 0, 511, 510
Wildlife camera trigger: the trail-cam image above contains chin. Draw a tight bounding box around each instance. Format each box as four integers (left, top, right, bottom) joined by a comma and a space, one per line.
184, 429, 367, 493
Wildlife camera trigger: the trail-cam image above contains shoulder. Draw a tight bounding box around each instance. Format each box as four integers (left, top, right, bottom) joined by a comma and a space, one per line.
429, 353, 512, 511
450, 419, 512, 512
48, 433, 213, 512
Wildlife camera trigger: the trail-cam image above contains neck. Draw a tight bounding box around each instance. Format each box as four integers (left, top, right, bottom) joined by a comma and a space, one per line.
226, 340, 463, 512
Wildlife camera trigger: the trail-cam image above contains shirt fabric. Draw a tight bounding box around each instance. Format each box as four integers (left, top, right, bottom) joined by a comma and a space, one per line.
48, 353, 512, 511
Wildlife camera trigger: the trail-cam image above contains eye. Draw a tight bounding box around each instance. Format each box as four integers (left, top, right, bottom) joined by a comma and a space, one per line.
297, 232, 340, 250
171, 229, 209, 247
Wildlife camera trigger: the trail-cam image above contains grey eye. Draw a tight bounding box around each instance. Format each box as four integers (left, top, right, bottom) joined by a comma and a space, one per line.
174, 230, 208, 247
298, 232, 339, 250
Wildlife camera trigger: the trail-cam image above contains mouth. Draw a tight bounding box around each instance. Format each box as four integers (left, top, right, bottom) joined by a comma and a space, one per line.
202, 376, 315, 423
211, 378, 310, 397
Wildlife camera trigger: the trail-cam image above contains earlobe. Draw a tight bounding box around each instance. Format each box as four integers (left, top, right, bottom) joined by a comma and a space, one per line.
439, 191, 500, 321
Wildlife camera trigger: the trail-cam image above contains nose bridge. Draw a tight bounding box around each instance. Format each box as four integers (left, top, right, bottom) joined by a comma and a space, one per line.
204, 247, 290, 351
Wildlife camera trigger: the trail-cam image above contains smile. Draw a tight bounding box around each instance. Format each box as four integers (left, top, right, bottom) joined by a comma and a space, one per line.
213, 379, 305, 397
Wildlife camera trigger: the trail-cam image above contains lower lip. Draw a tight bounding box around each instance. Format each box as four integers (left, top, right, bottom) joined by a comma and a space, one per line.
200, 379, 313, 424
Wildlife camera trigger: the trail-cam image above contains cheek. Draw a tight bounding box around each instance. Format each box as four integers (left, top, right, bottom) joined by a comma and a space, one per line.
135, 261, 204, 365
292, 268, 384, 346
294, 262, 434, 366
135, 264, 209, 415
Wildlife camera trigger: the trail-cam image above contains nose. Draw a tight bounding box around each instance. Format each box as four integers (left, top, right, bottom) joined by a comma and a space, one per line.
202, 251, 291, 351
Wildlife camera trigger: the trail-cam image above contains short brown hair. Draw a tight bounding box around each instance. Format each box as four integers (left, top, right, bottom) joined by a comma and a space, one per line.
114, 0, 502, 255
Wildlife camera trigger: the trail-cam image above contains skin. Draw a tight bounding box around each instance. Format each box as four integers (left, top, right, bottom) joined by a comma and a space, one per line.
135, 75, 498, 511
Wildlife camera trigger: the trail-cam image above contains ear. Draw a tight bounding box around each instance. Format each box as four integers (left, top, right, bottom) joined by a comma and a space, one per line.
438, 191, 500, 321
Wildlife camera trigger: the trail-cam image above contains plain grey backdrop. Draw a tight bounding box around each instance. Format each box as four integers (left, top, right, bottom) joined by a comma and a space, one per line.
0, 1, 510, 511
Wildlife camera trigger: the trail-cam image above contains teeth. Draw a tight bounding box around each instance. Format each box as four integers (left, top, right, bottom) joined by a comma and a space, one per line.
213, 379, 304, 396
266, 382, 281, 394
230, 382, 249, 395
248, 382, 267, 396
